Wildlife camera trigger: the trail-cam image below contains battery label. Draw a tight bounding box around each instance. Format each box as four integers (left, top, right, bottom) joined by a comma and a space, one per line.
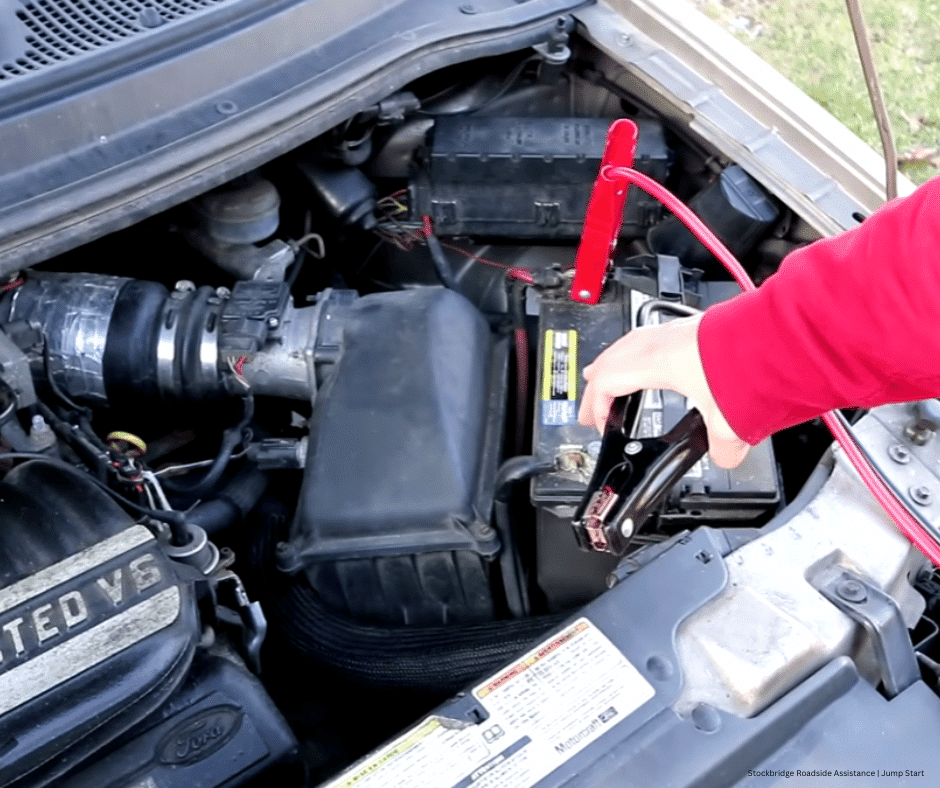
540, 329, 578, 426
320, 618, 654, 788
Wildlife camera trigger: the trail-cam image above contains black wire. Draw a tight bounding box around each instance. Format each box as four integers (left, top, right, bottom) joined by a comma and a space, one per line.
35, 400, 110, 476
42, 340, 92, 418
158, 393, 255, 499
600, 459, 631, 491
0, 452, 190, 542
419, 56, 539, 116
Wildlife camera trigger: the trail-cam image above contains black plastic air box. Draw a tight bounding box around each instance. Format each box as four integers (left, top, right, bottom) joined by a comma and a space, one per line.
410, 116, 670, 238
282, 287, 507, 627
648, 165, 779, 271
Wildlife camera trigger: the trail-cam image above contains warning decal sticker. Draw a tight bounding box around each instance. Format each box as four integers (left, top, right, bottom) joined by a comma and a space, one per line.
322, 618, 655, 788
540, 329, 578, 426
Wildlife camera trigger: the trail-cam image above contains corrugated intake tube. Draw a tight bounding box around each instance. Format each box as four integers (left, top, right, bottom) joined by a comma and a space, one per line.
251, 513, 565, 693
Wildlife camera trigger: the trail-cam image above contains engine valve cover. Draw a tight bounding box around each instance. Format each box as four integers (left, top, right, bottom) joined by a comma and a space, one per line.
0, 461, 198, 788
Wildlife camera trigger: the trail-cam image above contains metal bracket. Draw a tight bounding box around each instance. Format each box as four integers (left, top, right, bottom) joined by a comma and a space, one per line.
848, 404, 940, 549
814, 570, 919, 698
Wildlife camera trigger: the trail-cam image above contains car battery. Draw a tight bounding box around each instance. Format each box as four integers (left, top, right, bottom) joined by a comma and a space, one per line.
531, 275, 780, 611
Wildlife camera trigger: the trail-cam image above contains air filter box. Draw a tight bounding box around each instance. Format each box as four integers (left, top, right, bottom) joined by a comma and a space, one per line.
282, 288, 507, 627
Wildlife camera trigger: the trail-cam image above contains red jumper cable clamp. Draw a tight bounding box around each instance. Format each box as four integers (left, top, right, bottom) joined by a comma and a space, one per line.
569, 118, 638, 304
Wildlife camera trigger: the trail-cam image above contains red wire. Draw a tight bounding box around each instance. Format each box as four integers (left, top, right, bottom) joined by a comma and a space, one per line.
513, 327, 529, 454
607, 165, 940, 567
419, 215, 535, 284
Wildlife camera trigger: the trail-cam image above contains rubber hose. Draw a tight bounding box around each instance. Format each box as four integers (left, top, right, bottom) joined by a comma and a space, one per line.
188, 464, 269, 534
251, 516, 565, 693
160, 394, 254, 500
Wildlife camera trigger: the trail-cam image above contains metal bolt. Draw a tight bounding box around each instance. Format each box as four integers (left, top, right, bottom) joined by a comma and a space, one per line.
887, 443, 910, 464
474, 523, 495, 539
905, 419, 935, 446
620, 517, 634, 538
267, 317, 280, 329
577, 289, 592, 300
624, 440, 642, 455
174, 279, 196, 293
618, 33, 633, 46
215, 286, 231, 299
836, 579, 867, 603
459, 3, 476, 13
910, 485, 933, 506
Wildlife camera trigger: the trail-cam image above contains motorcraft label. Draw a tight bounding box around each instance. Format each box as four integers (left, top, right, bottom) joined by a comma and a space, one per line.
541, 329, 578, 426
322, 618, 654, 788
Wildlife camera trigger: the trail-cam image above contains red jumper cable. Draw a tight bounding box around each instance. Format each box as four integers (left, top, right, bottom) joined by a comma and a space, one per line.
572, 120, 940, 568
569, 119, 638, 304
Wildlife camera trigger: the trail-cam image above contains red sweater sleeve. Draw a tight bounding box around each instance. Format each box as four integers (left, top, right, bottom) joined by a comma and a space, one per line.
699, 175, 940, 446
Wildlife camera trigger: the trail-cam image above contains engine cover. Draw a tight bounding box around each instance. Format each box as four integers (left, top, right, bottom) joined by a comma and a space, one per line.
0, 461, 198, 787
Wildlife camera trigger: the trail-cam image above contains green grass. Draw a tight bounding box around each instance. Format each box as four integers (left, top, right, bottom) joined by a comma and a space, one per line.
694, 0, 940, 184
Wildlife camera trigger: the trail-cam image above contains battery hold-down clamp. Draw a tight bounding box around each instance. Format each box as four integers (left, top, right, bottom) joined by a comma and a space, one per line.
569, 118, 708, 555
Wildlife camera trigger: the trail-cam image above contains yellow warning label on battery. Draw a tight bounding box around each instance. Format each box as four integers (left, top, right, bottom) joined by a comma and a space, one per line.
541, 329, 578, 425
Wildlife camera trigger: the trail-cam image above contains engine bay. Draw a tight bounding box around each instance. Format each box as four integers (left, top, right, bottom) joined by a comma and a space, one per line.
1, 23, 939, 787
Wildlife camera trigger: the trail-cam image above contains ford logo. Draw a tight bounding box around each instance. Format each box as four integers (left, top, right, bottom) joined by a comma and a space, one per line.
158, 706, 243, 765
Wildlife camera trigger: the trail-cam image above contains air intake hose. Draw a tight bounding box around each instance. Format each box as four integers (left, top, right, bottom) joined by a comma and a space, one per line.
251, 511, 565, 693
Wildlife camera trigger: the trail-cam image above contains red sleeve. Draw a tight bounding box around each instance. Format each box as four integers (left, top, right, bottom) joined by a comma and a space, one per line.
698, 175, 940, 446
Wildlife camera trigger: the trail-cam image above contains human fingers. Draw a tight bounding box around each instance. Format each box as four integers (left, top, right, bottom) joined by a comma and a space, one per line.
578, 338, 650, 432
704, 426, 750, 468
578, 327, 673, 432
578, 377, 616, 434
695, 400, 751, 469
578, 316, 751, 468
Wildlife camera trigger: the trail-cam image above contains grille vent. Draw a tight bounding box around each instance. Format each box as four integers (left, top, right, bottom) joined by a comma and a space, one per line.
1, 0, 229, 80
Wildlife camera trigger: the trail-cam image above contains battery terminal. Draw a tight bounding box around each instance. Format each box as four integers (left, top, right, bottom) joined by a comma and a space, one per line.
555, 445, 595, 480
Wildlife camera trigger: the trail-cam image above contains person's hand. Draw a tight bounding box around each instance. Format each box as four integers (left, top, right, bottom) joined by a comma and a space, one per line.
578, 313, 750, 469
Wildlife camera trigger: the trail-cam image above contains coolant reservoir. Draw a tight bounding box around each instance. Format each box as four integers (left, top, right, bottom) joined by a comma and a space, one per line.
673, 450, 925, 717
